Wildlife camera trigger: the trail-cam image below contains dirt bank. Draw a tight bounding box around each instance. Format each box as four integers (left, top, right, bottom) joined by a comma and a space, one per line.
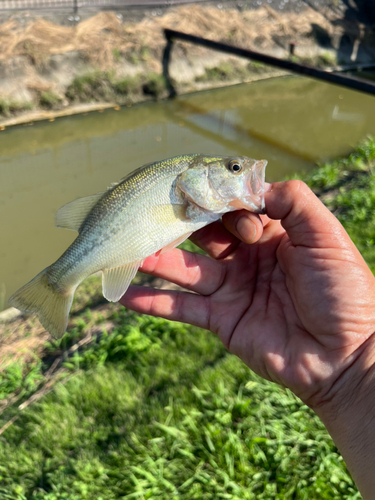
0, 3, 372, 126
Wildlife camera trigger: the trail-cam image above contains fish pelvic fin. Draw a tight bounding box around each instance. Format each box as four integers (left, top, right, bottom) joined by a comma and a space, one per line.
8, 269, 75, 339
102, 260, 143, 302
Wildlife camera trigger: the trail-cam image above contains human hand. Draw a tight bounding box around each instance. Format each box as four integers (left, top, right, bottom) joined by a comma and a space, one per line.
120, 180, 375, 410
121, 179, 375, 498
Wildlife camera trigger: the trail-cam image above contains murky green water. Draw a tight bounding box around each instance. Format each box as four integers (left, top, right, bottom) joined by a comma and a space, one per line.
1, 75, 375, 310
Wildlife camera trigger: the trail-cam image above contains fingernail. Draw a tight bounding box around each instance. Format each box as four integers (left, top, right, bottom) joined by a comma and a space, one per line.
236, 217, 257, 244
264, 182, 272, 192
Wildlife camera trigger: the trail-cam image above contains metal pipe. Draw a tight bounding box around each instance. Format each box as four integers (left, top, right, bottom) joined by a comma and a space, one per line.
162, 37, 177, 98
164, 28, 375, 96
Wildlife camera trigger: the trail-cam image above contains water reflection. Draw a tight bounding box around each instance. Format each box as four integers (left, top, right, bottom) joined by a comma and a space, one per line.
1, 75, 375, 309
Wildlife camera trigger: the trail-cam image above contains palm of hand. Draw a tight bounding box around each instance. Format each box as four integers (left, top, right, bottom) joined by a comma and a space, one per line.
121, 181, 375, 409
207, 217, 373, 406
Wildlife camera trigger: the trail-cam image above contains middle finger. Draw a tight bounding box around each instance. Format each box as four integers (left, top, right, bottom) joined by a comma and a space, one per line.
139, 247, 225, 296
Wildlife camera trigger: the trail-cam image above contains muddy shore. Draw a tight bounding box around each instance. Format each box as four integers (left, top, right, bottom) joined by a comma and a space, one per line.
0, 2, 373, 126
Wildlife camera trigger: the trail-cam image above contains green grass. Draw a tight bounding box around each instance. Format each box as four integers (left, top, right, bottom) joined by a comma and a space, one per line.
141, 73, 166, 99
291, 52, 337, 68
196, 61, 272, 84
66, 71, 167, 104
0, 99, 33, 118
113, 76, 140, 96
112, 48, 122, 63
0, 90, 62, 118
38, 91, 62, 110
299, 136, 375, 272
66, 71, 116, 103
0, 69, 166, 119
1, 138, 375, 499
0, 320, 357, 499
196, 62, 249, 83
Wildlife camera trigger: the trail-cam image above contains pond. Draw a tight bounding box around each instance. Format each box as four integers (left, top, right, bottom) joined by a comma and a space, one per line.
1, 74, 375, 310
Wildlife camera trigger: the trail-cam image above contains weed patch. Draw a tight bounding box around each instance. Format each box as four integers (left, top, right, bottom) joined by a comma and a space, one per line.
196, 61, 249, 83
0, 339, 355, 499
0, 99, 33, 118
196, 60, 272, 84
1, 139, 374, 498
38, 91, 62, 110
113, 76, 140, 96
292, 51, 337, 68
142, 72, 166, 99
66, 71, 116, 103
66, 71, 166, 104
299, 136, 375, 271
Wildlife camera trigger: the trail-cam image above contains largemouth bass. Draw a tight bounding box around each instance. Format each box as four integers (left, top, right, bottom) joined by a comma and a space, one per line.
9, 154, 267, 338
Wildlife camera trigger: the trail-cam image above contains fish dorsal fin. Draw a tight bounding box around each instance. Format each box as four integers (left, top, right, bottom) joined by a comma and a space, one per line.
54, 192, 104, 232
107, 178, 125, 190
102, 261, 143, 302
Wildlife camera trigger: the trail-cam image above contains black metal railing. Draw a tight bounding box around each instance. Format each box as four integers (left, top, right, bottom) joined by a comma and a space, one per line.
163, 28, 375, 97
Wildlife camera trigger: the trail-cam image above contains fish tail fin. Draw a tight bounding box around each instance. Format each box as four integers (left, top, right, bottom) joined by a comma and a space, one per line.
8, 269, 75, 339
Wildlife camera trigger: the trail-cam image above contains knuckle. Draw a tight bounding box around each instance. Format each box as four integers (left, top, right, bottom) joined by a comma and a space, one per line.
175, 291, 185, 322
286, 179, 309, 194
187, 252, 200, 287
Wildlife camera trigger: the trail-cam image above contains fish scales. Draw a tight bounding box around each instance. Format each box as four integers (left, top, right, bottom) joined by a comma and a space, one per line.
49, 155, 197, 287
9, 154, 267, 338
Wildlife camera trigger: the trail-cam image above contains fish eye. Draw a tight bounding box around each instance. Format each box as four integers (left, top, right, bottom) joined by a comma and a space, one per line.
228, 160, 243, 174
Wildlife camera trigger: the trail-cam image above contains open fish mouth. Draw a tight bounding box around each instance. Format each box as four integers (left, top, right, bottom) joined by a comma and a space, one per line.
249, 159, 268, 214
227, 159, 267, 214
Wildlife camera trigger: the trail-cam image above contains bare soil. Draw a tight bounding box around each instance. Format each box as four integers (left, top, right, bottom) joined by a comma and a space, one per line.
0, 3, 371, 125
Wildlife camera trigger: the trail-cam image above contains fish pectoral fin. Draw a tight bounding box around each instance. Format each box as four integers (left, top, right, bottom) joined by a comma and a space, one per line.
158, 232, 193, 255
54, 192, 104, 232
150, 204, 188, 224
102, 261, 142, 302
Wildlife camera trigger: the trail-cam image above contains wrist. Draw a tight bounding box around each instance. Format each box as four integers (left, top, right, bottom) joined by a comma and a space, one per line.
312, 333, 375, 500
314, 332, 375, 414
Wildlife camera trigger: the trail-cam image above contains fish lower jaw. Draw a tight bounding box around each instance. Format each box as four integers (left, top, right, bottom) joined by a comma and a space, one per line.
228, 197, 265, 214
185, 201, 222, 222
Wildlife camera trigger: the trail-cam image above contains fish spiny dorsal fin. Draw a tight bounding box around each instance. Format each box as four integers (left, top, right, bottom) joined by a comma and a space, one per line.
54, 192, 104, 232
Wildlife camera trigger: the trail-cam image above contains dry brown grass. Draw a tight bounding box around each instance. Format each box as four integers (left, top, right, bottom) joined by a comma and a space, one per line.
0, 316, 49, 370
0, 6, 345, 69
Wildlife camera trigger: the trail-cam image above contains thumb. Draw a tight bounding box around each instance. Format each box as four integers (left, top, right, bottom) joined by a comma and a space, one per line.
265, 180, 350, 249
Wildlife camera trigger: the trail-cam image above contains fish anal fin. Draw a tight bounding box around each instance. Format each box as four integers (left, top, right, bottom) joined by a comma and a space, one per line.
158, 232, 193, 255
54, 192, 104, 232
102, 261, 142, 302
